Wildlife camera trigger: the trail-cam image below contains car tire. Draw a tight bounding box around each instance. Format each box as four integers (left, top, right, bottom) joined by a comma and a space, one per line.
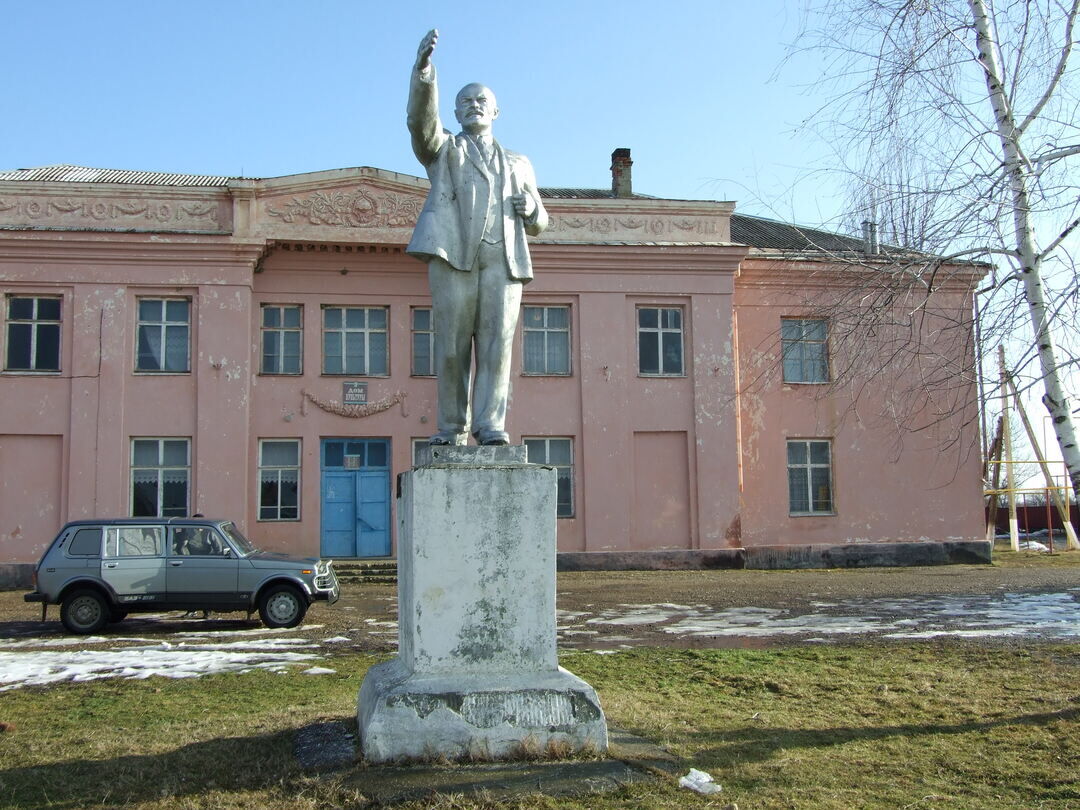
258, 584, 307, 629
61, 590, 109, 634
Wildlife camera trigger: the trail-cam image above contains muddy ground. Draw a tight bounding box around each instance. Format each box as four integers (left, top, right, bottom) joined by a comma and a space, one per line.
2, 550, 1079, 656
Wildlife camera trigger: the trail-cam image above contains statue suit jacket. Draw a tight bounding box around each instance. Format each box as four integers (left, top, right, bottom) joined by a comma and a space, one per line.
406, 66, 548, 279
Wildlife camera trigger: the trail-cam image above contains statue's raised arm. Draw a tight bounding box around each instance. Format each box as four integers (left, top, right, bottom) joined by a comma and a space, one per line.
407, 29, 444, 167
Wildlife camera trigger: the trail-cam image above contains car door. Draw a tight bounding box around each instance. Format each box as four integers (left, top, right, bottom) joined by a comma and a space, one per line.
166, 526, 241, 609
101, 525, 168, 606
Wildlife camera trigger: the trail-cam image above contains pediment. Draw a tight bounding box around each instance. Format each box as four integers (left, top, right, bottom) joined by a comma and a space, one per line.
250, 168, 428, 242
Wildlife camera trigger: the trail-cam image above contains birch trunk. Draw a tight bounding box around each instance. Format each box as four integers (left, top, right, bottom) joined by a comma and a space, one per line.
969, 0, 1080, 504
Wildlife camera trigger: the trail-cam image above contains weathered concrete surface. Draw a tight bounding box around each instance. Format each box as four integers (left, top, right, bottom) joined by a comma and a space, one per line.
556, 540, 992, 572
358, 446, 608, 762
0, 564, 32, 590
359, 659, 608, 762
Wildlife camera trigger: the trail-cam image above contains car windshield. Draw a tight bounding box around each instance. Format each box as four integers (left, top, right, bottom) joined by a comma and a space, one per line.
220, 523, 257, 556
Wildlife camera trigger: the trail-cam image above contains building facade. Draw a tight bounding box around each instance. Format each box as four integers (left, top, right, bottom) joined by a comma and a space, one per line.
0, 160, 987, 579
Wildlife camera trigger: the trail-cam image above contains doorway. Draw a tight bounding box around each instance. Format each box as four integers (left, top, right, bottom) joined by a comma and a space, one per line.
320, 438, 391, 558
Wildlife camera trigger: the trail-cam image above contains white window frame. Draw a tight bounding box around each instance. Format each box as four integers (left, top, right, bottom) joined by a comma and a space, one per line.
411, 307, 435, 377
637, 306, 684, 376
261, 304, 303, 375
135, 297, 190, 373
787, 439, 834, 516
4, 295, 61, 372
322, 306, 389, 376
258, 439, 301, 521
524, 437, 575, 518
131, 438, 190, 517
781, 318, 830, 384
412, 437, 431, 466
522, 304, 571, 376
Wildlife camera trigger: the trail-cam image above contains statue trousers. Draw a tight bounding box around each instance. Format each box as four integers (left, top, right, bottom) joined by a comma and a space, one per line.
428, 239, 523, 438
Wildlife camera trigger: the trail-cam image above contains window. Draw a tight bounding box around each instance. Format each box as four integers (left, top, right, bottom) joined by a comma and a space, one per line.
787, 439, 833, 515
523, 305, 571, 375
5, 296, 61, 371
105, 526, 165, 557
67, 528, 102, 557
412, 438, 430, 466
322, 439, 389, 469
411, 307, 435, 376
638, 306, 684, 376
322, 306, 388, 375
261, 305, 302, 374
259, 440, 300, 521
131, 439, 190, 517
136, 298, 190, 372
524, 437, 574, 518
781, 318, 829, 383
172, 526, 225, 555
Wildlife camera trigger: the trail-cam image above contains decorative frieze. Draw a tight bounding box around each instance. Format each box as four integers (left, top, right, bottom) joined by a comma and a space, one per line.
0, 168, 731, 245
542, 213, 722, 241
0, 195, 228, 231
265, 188, 423, 229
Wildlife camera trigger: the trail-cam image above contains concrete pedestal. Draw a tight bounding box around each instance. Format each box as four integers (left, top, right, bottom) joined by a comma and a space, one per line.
358, 445, 608, 762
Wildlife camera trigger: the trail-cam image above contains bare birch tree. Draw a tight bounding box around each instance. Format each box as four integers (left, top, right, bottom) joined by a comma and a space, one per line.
794, 0, 1080, 501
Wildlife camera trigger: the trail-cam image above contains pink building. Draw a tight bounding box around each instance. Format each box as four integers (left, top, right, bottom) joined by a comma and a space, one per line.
0, 156, 987, 586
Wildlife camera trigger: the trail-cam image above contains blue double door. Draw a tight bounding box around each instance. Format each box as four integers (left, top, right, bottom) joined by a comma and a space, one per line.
320, 438, 391, 558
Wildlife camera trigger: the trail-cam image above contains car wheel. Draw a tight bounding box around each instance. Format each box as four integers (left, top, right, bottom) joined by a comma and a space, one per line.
61, 590, 109, 634
258, 584, 307, 629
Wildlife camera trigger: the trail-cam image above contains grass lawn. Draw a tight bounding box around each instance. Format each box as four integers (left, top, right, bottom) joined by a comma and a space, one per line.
1, 642, 1077, 809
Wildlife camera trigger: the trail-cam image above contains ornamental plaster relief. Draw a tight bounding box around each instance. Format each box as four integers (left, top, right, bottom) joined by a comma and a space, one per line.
0, 171, 732, 245
0, 194, 230, 232
537, 213, 727, 243
253, 181, 731, 245
256, 185, 423, 241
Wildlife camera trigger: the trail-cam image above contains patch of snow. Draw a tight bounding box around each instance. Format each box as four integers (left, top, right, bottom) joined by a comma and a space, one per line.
0, 638, 323, 691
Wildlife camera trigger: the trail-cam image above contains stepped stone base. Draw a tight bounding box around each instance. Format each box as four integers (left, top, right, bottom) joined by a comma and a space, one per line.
359, 659, 607, 762
357, 445, 607, 763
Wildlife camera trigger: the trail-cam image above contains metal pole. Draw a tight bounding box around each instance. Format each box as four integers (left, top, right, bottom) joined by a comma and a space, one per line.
998, 346, 1020, 551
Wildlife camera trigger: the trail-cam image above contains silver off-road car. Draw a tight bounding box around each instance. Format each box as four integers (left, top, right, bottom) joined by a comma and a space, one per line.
24, 518, 339, 634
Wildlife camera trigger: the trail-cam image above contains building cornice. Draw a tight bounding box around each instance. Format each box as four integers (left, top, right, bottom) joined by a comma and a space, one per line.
0, 166, 735, 249
737, 255, 985, 292
0, 231, 265, 266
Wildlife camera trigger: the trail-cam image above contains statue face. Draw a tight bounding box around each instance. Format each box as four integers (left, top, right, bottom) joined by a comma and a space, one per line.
454, 83, 498, 134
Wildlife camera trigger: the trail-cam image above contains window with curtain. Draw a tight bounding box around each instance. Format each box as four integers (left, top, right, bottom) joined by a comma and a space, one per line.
136, 298, 190, 372
258, 439, 300, 520
522, 305, 571, 375
131, 438, 190, 517
322, 306, 388, 375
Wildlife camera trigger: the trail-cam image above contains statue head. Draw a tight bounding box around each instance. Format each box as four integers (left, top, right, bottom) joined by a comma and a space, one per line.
454, 83, 499, 136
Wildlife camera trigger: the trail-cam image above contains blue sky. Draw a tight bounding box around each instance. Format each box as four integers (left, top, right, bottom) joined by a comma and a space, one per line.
2, 0, 843, 227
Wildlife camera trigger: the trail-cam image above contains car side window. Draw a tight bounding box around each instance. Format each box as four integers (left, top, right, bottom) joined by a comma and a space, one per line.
105, 527, 164, 557
67, 528, 102, 557
172, 527, 224, 556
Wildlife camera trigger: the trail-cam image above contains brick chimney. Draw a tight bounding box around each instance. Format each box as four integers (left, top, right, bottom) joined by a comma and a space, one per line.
611, 148, 633, 198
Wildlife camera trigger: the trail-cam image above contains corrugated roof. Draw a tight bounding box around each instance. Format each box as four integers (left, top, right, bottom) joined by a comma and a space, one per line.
0, 164, 239, 187
540, 187, 657, 200
730, 213, 871, 253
